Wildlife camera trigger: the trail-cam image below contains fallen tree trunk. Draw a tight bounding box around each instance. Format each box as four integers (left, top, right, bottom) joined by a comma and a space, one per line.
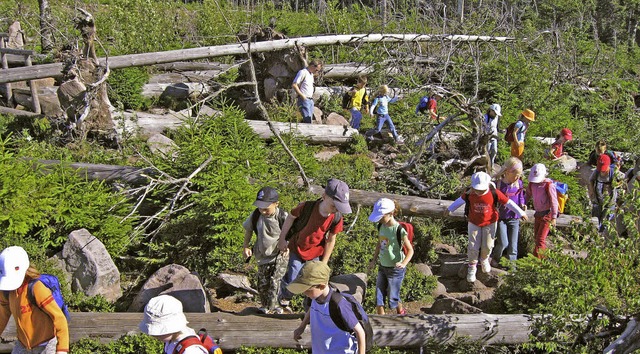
0, 312, 537, 352
0, 33, 515, 84
113, 109, 358, 145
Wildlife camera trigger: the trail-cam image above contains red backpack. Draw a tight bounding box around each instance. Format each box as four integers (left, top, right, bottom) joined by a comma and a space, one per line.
172, 328, 222, 354
504, 122, 517, 143
377, 221, 414, 255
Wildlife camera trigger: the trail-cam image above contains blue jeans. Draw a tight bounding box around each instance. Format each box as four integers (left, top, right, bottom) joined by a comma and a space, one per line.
374, 114, 399, 139
492, 218, 520, 261
350, 108, 363, 129
279, 251, 318, 302
297, 97, 314, 123
376, 266, 406, 309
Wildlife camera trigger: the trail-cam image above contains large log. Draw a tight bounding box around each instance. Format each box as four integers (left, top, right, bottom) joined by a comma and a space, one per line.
0, 34, 515, 84
0, 312, 536, 352
114, 109, 359, 145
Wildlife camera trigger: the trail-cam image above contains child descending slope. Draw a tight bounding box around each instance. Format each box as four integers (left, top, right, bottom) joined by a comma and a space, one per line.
526, 164, 558, 257
446, 172, 528, 282
367, 198, 414, 315
369, 85, 404, 144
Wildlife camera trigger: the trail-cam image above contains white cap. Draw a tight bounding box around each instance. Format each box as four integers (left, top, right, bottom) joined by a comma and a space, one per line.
528, 164, 547, 183
0, 246, 30, 291
489, 104, 502, 116
470, 172, 492, 190
368, 198, 395, 222
139, 295, 189, 336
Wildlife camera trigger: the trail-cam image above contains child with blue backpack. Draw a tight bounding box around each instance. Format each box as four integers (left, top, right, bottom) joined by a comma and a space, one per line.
0, 246, 69, 354
367, 198, 414, 315
369, 85, 404, 144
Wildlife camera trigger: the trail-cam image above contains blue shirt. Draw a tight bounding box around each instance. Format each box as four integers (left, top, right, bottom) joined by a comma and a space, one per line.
370, 95, 399, 115
310, 288, 360, 353
514, 120, 528, 142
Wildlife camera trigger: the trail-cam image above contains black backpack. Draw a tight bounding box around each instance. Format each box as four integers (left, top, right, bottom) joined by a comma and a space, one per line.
461, 186, 500, 218
341, 88, 369, 110
328, 289, 374, 352
250, 207, 287, 236
285, 199, 341, 241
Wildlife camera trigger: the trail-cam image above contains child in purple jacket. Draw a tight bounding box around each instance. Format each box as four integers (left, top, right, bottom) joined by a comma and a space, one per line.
491, 157, 527, 264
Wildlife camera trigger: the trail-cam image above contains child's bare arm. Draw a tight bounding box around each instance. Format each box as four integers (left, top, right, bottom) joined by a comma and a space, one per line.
242, 228, 253, 259
321, 232, 337, 263
277, 214, 296, 252
353, 322, 366, 354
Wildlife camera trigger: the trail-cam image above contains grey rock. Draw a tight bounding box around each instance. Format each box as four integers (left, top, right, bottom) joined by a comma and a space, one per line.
147, 134, 178, 159
330, 273, 367, 304
425, 294, 483, 314
325, 112, 349, 126
414, 263, 433, 277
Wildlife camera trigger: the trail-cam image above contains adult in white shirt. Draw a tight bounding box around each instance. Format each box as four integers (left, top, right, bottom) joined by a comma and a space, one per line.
292, 60, 323, 123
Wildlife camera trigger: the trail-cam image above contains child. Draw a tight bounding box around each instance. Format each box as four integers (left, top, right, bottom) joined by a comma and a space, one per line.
347, 76, 369, 130
547, 128, 573, 160
242, 186, 289, 314
139, 295, 222, 354
482, 104, 502, 167
288, 261, 366, 354
0, 246, 69, 354
588, 154, 624, 232
491, 157, 527, 264
277, 178, 351, 310
369, 85, 403, 144
509, 109, 535, 159
367, 198, 414, 315
415, 92, 444, 121
526, 164, 558, 257
587, 140, 621, 171
446, 172, 528, 282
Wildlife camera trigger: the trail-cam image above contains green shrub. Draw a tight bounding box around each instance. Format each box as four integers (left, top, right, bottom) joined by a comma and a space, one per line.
71, 334, 163, 354
108, 67, 151, 110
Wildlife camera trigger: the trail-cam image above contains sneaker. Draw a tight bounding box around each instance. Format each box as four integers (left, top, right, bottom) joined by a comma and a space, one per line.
395, 135, 405, 144
257, 307, 268, 314
481, 258, 492, 273
466, 265, 477, 282
272, 307, 285, 314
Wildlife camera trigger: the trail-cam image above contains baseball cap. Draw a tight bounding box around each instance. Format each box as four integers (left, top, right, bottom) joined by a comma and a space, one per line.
139, 295, 189, 336
325, 178, 352, 214
597, 154, 611, 172
528, 164, 547, 183
253, 186, 279, 209
521, 109, 536, 121
470, 172, 491, 190
489, 104, 502, 117
286, 260, 331, 294
0, 246, 30, 291
560, 128, 573, 141
368, 198, 395, 222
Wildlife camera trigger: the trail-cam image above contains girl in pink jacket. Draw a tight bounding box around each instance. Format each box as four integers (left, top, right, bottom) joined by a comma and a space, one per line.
526, 164, 558, 258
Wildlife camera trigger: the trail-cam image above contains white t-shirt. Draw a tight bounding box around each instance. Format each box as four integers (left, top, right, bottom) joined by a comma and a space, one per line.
293, 68, 314, 98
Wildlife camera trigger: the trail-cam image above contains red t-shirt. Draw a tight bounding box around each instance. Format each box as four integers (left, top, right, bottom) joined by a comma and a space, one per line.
462, 189, 510, 227
550, 141, 563, 158
289, 201, 344, 261
427, 99, 437, 113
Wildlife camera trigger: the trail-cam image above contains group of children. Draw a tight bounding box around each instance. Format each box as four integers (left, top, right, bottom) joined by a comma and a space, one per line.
344, 76, 444, 144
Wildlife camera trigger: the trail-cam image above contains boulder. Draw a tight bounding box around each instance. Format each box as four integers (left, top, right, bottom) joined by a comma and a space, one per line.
58, 229, 122, 302
551, 155, 578, 173
432, 281, 447, 298
425, 294, 483, 314
414, 263, 433, 277
147, 133, 178, 159
329, 273, 367, 304
433, 243, 458, 254
215, 272, 258, 297
325, 112, 349, 126
128, 264, 210, 312
312, 106, 323, 124
314, 147, 340, 161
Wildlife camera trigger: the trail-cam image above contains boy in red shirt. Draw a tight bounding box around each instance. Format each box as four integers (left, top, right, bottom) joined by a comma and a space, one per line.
446, 172, 528, 282
277, 178, 352, 310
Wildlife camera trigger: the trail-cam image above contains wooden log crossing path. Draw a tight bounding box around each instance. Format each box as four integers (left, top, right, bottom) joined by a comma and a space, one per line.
30, 159, 596, 228
0, 312, 538, 352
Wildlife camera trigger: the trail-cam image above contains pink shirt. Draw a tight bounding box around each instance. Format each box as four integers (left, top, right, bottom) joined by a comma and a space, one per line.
526, 179, 559, 218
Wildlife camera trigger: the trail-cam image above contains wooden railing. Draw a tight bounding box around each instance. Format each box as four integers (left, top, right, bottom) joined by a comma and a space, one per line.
0, 33, 40, 114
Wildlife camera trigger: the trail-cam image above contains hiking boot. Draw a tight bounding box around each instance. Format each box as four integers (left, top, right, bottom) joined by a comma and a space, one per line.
481, 258, 492, 274
467, 265, 477, 282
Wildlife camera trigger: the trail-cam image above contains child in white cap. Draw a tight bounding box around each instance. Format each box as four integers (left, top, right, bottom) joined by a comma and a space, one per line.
482, 103, 502, 167
526, 164, 558, 257
0, 246, 69, 354
367, 198, 413, 315
446, 172, 528, 282
139, 295, 221, 354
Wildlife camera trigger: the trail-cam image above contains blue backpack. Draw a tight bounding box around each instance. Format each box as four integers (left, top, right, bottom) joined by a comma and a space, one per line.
28, 274, 71, 319
415, 96, 431, 114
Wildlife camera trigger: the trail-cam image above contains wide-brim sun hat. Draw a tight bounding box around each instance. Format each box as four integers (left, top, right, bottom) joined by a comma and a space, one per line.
286, 261, 331, 294
0, 246, 30, 291
139, 295, 189, 336
470, 172, 492, 190
521, 109, 536, 121
528, 164, 547, 183
368, 198, 395, 222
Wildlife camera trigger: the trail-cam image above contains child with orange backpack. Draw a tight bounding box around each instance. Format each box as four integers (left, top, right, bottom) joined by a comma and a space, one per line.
446, 172, 528, 282
367, 198, 414, 315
